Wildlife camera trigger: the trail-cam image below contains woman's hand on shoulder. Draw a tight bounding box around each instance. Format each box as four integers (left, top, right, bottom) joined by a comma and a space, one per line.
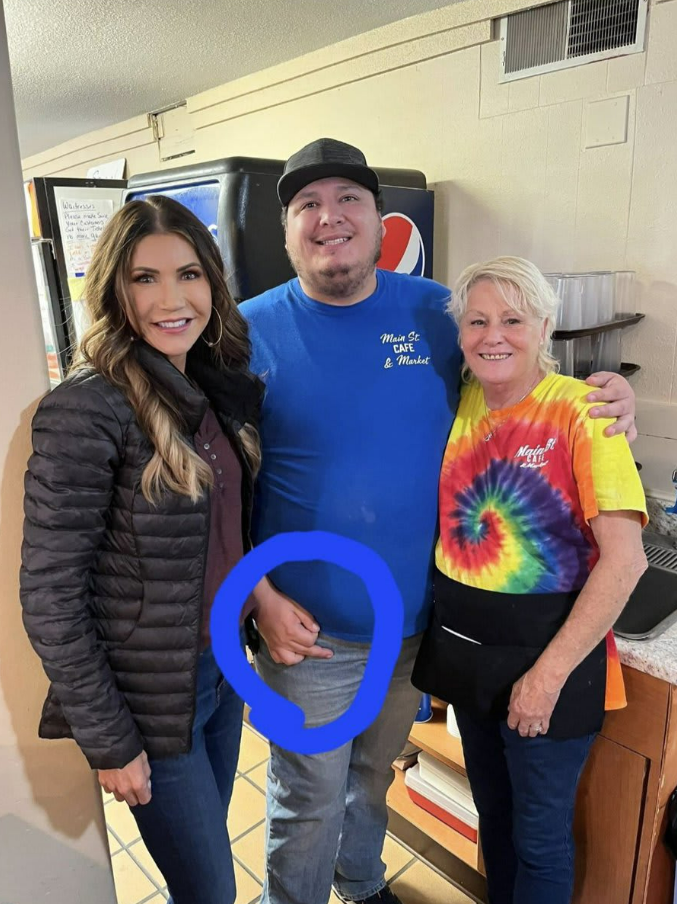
507, 667, 562, 737
98, 751, 152, 807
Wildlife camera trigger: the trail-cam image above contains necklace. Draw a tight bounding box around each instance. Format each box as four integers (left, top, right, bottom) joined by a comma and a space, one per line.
482, 375, 542, 442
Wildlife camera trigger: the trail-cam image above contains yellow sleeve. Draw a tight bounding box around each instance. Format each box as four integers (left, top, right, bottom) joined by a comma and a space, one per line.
571, 408, 648, 526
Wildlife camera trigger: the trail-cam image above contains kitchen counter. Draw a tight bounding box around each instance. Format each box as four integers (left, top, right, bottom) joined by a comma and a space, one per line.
615, 526, 677, 684
617, 623, 677, 684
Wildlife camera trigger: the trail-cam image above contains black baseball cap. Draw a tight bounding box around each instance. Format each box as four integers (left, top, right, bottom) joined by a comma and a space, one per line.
277, 138, 380, 206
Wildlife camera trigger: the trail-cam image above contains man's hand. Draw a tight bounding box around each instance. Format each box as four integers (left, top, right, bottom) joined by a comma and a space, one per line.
254, 579, 333, 666
585, 372, 637, 440
98, 751, 151, 807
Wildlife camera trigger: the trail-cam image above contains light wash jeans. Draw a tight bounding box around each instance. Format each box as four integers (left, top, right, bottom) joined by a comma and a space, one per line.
256, 632, 422, 904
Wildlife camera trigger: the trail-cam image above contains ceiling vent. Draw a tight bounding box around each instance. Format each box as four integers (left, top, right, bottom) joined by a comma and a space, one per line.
499, 0, 648, 82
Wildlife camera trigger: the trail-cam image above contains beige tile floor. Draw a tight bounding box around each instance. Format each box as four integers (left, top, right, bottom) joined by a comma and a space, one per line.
105, 723, 475, 904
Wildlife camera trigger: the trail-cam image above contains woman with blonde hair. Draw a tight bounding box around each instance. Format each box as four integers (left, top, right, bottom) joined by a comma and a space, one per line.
414, 256, 647, 904
20, 195, 263, 904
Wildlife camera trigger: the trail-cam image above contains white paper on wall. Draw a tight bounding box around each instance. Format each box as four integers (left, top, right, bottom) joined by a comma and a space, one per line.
86, 158, 126, 180
57, 197, 115, 278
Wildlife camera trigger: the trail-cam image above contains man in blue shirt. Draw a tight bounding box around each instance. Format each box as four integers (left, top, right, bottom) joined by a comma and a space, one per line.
240, 138, 635, 904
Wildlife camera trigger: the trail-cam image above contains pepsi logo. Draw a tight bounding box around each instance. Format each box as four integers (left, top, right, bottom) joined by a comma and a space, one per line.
377, 213, 426, 277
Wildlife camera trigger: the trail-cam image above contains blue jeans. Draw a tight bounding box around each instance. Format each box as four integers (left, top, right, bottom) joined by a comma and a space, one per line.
455, 707, 595, 904
130, 646, 243, 904
256, 633, 422, 904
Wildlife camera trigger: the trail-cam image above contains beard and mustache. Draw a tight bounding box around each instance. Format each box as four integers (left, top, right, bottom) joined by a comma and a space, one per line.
286, 223, 383, 302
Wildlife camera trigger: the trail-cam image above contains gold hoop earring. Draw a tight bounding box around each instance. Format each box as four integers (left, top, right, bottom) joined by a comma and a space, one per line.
202, 308, 224, 348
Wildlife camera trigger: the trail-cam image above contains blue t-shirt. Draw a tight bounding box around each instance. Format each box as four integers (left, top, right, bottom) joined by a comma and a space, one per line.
240, 270, 461, 640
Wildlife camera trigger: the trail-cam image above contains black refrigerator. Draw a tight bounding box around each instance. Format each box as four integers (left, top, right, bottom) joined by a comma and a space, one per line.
25, 176, 126, 381
125, 156, 435, 303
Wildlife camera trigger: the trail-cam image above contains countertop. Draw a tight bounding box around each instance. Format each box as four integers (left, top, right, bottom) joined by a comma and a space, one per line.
615, 525, 677, 685
617, 624, 677, 686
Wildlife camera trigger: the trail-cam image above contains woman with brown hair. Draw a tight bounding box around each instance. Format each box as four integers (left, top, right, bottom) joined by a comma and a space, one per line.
20, 195, 263, 904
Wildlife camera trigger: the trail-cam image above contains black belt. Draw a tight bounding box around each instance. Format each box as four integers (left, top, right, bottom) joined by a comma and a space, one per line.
411, 571, 606, 739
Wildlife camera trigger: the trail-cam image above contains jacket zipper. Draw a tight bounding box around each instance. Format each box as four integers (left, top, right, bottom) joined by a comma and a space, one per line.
187, 441, 211, 755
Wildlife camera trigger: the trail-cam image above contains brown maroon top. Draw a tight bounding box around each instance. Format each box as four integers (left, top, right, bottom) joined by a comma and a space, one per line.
195, 407, 247, 648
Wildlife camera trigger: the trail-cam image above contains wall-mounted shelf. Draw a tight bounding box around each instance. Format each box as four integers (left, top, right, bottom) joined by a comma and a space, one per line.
620, 363, 641, 378
574, 363, 640, 380
553, 313, 644, 341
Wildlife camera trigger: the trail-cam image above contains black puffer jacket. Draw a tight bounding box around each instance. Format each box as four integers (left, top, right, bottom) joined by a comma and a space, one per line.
20, 341, 263, 770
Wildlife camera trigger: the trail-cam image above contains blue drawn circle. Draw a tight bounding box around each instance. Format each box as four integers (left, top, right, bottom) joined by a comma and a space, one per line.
210, 531, 404, 754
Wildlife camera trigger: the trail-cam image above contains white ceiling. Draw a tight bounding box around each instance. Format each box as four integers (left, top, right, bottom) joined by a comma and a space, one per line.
5, 0, 472, 159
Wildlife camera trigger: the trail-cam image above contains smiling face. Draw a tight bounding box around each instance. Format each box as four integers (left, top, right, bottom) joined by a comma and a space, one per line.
126, 232, 212, 372
460, 278, 546, 406
284, 176, 385, 306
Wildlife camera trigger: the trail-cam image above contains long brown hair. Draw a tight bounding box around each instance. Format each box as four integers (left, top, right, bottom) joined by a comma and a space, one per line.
72, 195, 260, 502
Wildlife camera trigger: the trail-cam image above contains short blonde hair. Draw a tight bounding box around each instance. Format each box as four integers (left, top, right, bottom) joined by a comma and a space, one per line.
449, 256, 560, 375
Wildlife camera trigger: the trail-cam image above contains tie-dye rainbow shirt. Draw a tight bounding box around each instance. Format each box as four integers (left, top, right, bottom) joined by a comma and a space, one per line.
435, 372, 647, 710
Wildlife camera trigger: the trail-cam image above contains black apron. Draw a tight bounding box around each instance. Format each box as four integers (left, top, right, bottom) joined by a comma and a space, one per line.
412, 570, 607, 739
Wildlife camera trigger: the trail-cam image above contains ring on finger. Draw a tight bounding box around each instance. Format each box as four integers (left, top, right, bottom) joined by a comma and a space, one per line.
532, 723, 544, 734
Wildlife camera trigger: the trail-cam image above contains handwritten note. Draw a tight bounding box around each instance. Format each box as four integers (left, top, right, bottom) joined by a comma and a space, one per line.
58, 198, 115, 277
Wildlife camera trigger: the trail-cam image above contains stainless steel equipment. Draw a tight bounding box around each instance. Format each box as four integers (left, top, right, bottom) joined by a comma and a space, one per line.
614, 537, 677, 641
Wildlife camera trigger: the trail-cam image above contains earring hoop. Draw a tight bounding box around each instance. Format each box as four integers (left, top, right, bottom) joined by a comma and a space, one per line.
202, 308, 224, 348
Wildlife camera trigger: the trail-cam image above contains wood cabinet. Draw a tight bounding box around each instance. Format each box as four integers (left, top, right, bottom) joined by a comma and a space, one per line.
387, 666, 677, 904
573, 736, 648, 903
